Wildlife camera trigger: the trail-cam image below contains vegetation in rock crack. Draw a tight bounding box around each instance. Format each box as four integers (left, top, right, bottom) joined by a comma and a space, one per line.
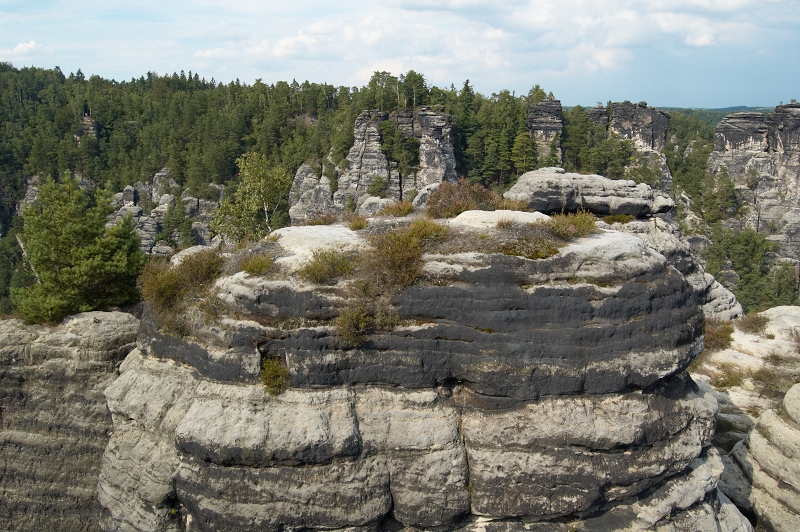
548, 209, 596, 240
703, 318, 734, 352
260, 357, 290, 395
346, 213, 369, 230
379, 200, 414, 217
736, 312, 769, 334
425, 179, 527, 219
710, 363, 746, 390
299, 248, 355, 285
240, 253, 273, 276
304, 213, 339, 226
13, 175, 145, 324
367, 175, 390, 198
138, 248, 223, 336
602, 214, 634, 225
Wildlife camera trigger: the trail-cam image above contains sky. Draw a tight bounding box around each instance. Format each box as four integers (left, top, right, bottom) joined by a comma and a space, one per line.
1, 0, 798, 108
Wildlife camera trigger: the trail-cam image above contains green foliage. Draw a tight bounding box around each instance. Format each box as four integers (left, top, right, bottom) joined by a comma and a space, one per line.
12, 176, 145, 323
260, 357, 290, 395
156, 197, 195, 247
380, 120, 419, 176
0, 217, 34, 314
548, 209, 596, 239
603, 214, 634, 224
705, 225, 798, 312
367, 175, 390, 198
664, 111, 715, 205
561, 105, 635, 178
298, 248, 355, 285
210, 152, 292, 241
240, 253, 273, 276
137, 248, 223, 335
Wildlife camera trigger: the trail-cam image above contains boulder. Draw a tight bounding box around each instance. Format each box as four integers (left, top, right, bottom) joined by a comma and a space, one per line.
504, 167, 674, 216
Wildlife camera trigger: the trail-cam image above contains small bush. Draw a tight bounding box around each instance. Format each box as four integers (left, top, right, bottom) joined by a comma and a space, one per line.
406, 219, 450, 243
305, 213, 338, 226
240, 253, 273, 276
367, 176, 390, 198
549, 209, 596, 240
603, 214, 634, 224
711, 363, 745, 389
426, 179, 497, 218
346, 213, 368, 230
367, 229, 423, 288
335, 303, 374, 347
138, 249, 224, 336
496, 217, 515, 230
493, 197, 529, 212
261, 357, 289, 394
406, 189, 419, 203
704, 318, 734, 352
299, 248, 355, 285
737, 312, 768, 334
379, 200, 414, 217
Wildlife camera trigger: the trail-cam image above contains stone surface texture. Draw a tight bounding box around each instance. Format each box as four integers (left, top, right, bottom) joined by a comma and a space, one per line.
289, 107, 457, 224
706, 104, 800, 258
89, 216, 749, 531
504, 167, 674, 216
526, 99, 563, 162
721, 382, 800, 532
0, 312, 140, 532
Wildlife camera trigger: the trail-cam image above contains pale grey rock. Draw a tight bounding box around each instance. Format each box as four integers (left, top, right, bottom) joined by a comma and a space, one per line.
122, 185, 136, 205
0, 312, 139, 532
290, 108, 456, 224
526, 99, 563, 163
412, 182, 439, 209
504, 167, 674, 216
447, 209, 550, 229
721, 383, 800, 532
357, 196, 394, 216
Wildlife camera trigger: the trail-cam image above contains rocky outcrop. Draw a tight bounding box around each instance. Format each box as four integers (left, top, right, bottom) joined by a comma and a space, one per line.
504, 167, 674, 216
707, 104, 800, 258
526, 99, 563, 163
289, 108, 457, 224
721, 382, 800, 531
94, 217, 751, 530
589, 101, 673, 189
0, 312, 140, 532
109, 168, 221, 253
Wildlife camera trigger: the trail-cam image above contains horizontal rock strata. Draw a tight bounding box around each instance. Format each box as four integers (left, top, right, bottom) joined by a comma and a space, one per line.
94, 220, 750, 530
0, 312, 139, 532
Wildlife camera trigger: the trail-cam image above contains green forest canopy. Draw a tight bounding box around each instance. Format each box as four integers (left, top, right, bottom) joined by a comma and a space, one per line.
0, 62, 796, 316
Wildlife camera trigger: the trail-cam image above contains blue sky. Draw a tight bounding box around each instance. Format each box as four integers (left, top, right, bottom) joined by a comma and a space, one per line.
1, 0, 798, 108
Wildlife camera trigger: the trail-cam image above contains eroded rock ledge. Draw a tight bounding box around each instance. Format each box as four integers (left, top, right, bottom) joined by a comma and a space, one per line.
95, 220, 751, 531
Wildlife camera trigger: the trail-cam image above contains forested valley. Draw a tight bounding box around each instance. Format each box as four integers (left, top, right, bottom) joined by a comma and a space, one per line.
0, 62, 794, 319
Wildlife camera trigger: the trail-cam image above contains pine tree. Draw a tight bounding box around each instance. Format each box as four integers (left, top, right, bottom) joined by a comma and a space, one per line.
12, 175, 145, 323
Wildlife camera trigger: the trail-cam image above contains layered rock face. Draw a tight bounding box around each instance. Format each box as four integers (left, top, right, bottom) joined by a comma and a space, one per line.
526, 99, 563, 163
289, 107, 457, 224
707, 104, 800, 257
589, 101, 673, 190
721, 383, 800, 532
504, 167, 674, 216
95, 217, 750, 531
0, 312, 139, 532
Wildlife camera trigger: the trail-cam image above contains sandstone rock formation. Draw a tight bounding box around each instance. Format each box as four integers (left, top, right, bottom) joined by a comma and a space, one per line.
93, 218, 750, 530
707, 104, 800, 258
289, 107, 457, 224
588, 101, 673, 190
691, 307, 800, 451
526, 99, 563, 163
0, 312, 140, 532
504, 167, 674, 216
721, 382, 800, 531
